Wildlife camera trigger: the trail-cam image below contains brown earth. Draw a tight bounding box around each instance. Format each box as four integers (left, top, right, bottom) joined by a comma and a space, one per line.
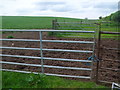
1, 32, 120, 84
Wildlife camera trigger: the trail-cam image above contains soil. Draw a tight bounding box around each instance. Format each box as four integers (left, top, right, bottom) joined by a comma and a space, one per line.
1, 32, 120, 83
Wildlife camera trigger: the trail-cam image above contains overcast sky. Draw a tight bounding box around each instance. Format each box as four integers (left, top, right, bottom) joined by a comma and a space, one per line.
0, 0, 119, 19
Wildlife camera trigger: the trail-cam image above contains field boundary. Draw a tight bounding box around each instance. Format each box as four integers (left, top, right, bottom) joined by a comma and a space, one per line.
96, 30, 120, 84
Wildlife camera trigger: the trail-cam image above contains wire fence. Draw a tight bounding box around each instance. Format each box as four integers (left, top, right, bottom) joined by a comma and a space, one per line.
97, 31, 120, 84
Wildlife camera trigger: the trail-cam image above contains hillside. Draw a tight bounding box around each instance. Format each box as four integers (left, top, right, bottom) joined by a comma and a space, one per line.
2, 16, 82, 29
104, 11, 120, 22
1, 16, 118, 33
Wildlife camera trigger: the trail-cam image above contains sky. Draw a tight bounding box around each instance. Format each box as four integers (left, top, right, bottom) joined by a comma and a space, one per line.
0, 0, 119, 19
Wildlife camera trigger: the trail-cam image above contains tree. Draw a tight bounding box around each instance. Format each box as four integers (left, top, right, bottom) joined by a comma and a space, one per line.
99, 16, 102, 19
111, 11, 120, 22
104, 11, 120, 22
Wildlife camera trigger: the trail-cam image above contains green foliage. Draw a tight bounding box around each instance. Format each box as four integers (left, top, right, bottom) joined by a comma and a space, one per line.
48, 32, 59, 37
7, 35, 14, 38
99, 16, 102, 19
2, 71, 107, 88
104, 11, 120, 22
25, 73, 46, 88
111, 11, 120, 22
0, 16, 2, 29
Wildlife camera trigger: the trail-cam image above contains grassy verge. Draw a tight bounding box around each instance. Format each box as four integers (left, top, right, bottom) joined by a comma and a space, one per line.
2, 71, 107, 88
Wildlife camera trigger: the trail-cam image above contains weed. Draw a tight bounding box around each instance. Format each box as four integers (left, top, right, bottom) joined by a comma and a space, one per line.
7, 35, 14, 38
25, 73, 46, 88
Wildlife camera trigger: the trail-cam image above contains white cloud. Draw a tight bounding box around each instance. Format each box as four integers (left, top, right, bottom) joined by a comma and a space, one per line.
0, 0, 119, 19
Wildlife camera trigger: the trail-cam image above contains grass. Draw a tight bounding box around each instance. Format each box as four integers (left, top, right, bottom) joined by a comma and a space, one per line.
2, 71, 107, 88
2, 16, 82, 29
55, 32, 95, 38
2, 16, 119, 39
6, 35, 14, 39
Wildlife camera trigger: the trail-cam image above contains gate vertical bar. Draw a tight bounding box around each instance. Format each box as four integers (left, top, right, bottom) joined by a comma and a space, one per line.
39, 31, 44, 73
96, 23, 101, 83
90, 24, 96, 80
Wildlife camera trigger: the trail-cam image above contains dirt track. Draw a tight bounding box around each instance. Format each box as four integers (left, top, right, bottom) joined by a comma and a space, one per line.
2, 32, 120, 83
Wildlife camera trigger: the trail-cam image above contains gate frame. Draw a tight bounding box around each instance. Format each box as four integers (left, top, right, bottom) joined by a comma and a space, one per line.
0, 29, 96, 80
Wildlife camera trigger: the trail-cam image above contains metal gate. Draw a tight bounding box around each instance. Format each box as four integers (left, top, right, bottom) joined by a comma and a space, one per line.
96, 31, 120, 84
0, 29, 96, 79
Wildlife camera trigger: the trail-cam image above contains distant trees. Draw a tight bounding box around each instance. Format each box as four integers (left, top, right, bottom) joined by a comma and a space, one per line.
111, 11, 120, 22
99, 16, 102, 20
104, 11, 120, 22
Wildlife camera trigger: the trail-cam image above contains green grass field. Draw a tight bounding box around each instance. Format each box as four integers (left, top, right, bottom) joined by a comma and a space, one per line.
2, 16, 119, 39
2, 71, 107, 88
2, 16, 83, 29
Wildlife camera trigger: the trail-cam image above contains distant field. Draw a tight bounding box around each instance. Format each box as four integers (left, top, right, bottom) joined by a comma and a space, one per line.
2, 16, 83, 29
2, 16, 118, 31
1, 16, 119, 39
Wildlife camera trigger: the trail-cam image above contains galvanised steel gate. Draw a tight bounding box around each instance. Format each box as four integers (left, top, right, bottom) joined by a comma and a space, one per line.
0, 29, 96, 79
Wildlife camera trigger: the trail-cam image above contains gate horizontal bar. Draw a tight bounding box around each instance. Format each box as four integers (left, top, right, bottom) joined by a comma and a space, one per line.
56, 22, 96, 25
45, 73, 91, 79
43, 57, 92, 62
65, 36, 94, 38
1, 69, 91, 79
1, 61, 92, 71
1, 39, 94, 44
0, 39, 40, 42
1, 47, 93, 53
43, 40, 94, 44
100, 67, 119, 71
98, 80, 113, 84
103, 47, 120, 50
0, 29, 95, 33
0, 54, 92, 62
56, 24, 96, 27
100, 31, 120, 34
101, 59, 120, 62
43, 48, 93, 53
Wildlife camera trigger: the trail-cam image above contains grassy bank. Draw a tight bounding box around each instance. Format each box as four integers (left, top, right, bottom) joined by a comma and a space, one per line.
2, 71, 107, 88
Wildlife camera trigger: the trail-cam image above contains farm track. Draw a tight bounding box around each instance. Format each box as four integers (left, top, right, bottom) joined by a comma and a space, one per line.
2, 32, 120, 83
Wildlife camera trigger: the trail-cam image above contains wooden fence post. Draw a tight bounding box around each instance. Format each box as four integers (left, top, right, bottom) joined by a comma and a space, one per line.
96, 23, 101, 83
52, 20, 55, 29
55, 19, 57, 30
51, 19, 57, 36
52, 19, 57, 29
